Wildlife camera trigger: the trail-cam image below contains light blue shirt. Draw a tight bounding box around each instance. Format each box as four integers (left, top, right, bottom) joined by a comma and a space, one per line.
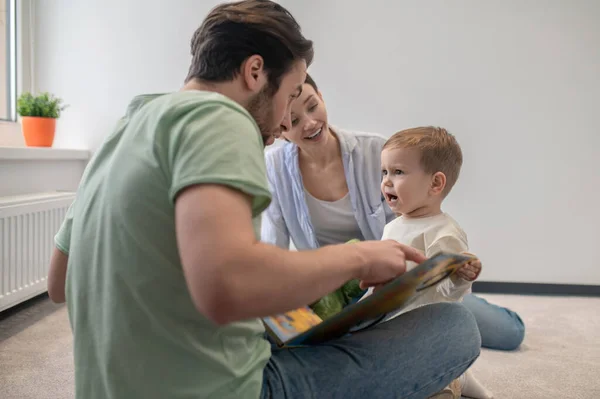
261, 126, 396, 249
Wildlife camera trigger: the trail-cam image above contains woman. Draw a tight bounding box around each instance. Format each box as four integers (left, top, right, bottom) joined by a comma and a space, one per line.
262, 74, 525, 351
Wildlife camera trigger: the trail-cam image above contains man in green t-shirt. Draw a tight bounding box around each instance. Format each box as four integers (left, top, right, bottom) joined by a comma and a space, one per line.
47, 1, 480, 398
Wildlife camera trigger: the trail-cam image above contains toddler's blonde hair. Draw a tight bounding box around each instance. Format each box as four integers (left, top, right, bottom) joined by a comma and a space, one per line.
383, 126, 463, 196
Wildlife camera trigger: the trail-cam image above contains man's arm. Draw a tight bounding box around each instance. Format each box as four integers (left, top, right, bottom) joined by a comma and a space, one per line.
48, 198, 75, 304
176, 184, 423, 326
48, 247, 68, 303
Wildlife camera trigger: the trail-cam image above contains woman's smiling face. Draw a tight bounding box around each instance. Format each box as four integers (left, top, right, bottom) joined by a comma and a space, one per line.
281, 82, 330, 147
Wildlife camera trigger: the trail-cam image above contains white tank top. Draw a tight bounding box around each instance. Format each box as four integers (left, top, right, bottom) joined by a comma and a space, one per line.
304, 188, 364, 247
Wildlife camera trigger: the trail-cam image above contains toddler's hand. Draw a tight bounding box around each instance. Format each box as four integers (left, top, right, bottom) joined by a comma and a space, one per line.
456, 254, 481, 282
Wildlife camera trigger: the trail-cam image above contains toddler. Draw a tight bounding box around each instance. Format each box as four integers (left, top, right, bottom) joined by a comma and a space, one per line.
375, 126, 492, 399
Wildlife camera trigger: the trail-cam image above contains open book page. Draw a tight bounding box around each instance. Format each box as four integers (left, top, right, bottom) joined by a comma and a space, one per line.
353, 256, 464, 326
348, 286, 425, 331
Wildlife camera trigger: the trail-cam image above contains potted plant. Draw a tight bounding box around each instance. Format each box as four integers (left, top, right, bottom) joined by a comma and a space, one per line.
17, 92, 67, 147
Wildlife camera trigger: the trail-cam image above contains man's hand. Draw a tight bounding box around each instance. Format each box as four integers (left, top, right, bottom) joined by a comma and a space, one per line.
356, 240, 427, 290
456, 254, 482, 281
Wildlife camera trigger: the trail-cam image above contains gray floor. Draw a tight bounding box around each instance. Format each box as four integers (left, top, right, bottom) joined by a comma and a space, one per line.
0, 295, 73, 399
470, 294, 600, 399
1, 293, 600, 398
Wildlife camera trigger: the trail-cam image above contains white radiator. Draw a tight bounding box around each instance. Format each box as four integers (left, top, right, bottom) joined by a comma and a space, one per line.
0, 192, 75, 312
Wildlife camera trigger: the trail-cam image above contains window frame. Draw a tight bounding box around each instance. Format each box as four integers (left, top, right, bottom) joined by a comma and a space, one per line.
2, 0, 17, 122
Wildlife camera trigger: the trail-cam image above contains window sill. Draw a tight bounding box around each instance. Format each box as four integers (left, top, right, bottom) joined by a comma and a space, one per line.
0, 146, 90, 161
1, 120, 90, 161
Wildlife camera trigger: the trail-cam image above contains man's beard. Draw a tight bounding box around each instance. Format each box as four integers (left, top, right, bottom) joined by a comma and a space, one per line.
246, 86, 277, 147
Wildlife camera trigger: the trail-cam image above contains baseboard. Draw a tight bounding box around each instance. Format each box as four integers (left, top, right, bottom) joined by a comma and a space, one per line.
472, 282, 600, 297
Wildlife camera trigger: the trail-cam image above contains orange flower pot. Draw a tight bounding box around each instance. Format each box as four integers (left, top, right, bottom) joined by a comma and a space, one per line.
21, 116, 56, 147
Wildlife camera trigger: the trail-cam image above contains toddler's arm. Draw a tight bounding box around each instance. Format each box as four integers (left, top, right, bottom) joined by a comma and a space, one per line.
426, 235, 473, 302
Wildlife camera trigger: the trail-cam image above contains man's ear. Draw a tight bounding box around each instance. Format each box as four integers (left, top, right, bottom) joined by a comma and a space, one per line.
241, 55, 267, 93
430, 172, 447, 196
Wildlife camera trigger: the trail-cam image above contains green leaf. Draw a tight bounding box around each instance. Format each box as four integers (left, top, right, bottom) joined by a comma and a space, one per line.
17, 91, 68, 118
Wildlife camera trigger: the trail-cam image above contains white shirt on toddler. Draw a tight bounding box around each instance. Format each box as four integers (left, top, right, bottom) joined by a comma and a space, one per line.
361, 212, 473, 321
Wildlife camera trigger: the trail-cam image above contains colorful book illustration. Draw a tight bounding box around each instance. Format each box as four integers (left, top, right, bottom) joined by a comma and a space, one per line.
262, 307, 323, 344
262, 252, 474, 347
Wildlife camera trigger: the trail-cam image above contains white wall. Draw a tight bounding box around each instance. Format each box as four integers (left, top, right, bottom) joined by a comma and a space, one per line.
33, 0, 231, 150
279, 0, 600, 285
35, 0, 600, 285
0, 148, 89, 197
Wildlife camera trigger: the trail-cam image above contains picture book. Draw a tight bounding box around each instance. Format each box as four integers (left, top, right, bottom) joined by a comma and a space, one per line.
261, 251, 474, 347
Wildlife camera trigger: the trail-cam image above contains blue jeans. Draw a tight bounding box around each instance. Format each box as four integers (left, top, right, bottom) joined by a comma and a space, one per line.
261, 302, 481, 399
346, 292, 524, 351
462, 293, 525, 351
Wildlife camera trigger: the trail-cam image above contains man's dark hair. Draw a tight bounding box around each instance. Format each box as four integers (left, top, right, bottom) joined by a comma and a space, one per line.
185, 0, 314, 94
304, 73, 318, 92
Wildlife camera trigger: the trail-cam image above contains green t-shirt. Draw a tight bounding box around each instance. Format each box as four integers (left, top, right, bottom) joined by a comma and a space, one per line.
56, 91, 272, 399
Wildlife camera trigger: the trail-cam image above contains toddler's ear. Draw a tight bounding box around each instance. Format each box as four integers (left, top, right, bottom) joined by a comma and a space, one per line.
430, 172, 447, 195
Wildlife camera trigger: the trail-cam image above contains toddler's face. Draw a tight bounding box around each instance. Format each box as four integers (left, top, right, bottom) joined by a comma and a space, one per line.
380, 147, 434, 216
